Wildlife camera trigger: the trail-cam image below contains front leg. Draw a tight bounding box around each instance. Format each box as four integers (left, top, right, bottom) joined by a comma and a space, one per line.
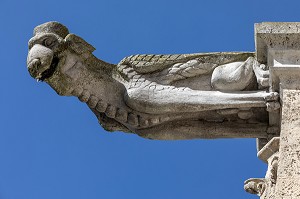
253, 60, 270, 89
125, 85, 276, 114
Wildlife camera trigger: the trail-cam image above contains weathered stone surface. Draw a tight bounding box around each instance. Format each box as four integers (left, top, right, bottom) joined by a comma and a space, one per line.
27, 22, 277, 140
275, 89, 300, 198
27, 21, 300, 198
246, 22, 300, 199
258, 137, 280, 163
259, 24, 300, 198
245, 137, 279, 199
255, 22, 300, 64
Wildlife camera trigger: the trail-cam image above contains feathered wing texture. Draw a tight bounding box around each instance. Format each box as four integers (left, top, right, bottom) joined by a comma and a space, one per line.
65, 34, 96, 55
119, 53, 208, 74
119, 52, 254, 73
117, 52, 255, 84
153, 60, 218, 84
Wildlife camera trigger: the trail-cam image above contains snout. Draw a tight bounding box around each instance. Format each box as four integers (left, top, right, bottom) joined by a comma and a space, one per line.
27, 44, 54, 80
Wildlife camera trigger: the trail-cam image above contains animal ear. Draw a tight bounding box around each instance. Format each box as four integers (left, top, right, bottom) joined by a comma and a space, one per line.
65, 33, 95, 55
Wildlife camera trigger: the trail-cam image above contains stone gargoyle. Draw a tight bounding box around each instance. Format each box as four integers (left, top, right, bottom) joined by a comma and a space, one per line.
244, 137, 279, 198
27, 22, 278, 140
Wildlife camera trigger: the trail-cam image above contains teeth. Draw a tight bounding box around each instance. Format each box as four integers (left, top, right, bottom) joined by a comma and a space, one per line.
78, 90, 90, 102
105, 105, 117, 118
159, 116, 170, 122
87, 95, 98, 108
115, 108, 128, 122
127, 113, 139, 126
139, 117, 149, 127
36, 74, 42, 79
29, 59, 41, 68
96, 99, 108, 113
72, 87, 83, 97
149, 117, 160, 125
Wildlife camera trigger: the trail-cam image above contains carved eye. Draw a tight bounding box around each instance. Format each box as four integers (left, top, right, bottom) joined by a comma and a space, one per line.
43, 38, 56, 47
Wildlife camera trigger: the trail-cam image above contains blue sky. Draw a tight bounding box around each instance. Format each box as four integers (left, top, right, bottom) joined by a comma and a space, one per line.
0, 0, 299, 198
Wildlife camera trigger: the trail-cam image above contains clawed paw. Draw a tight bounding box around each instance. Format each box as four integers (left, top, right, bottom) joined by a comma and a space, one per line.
254, 62, 270, 89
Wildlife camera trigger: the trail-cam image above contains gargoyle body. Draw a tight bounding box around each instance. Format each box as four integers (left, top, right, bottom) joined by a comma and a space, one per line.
27, 22, 278, 140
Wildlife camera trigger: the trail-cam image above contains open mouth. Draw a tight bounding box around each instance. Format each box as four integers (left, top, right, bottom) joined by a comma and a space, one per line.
38, 57, 59, 81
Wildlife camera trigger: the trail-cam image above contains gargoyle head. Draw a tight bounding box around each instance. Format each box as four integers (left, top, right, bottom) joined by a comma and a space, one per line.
27, 22, 68, 81
27, 21, 95, 95
244, 178, 266, 196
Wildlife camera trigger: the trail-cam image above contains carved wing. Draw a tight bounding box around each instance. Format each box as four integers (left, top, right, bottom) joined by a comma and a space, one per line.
118, 53, 210, 74
118, 52, 255, 83
118, 52, 254, 74
65, 34, 95, 55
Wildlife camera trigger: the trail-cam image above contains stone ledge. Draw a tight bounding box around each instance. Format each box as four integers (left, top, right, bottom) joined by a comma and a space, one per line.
256, 22, 300, 34
258, 137, 280, 163
255, 22, 300, 64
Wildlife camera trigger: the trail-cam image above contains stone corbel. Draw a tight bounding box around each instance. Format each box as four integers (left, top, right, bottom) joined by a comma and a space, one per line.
245, 137, 279, 198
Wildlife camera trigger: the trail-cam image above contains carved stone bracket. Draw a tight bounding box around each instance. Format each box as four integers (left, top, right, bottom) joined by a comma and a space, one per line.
245, 137, 279, 198
249, 22, 300, 199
